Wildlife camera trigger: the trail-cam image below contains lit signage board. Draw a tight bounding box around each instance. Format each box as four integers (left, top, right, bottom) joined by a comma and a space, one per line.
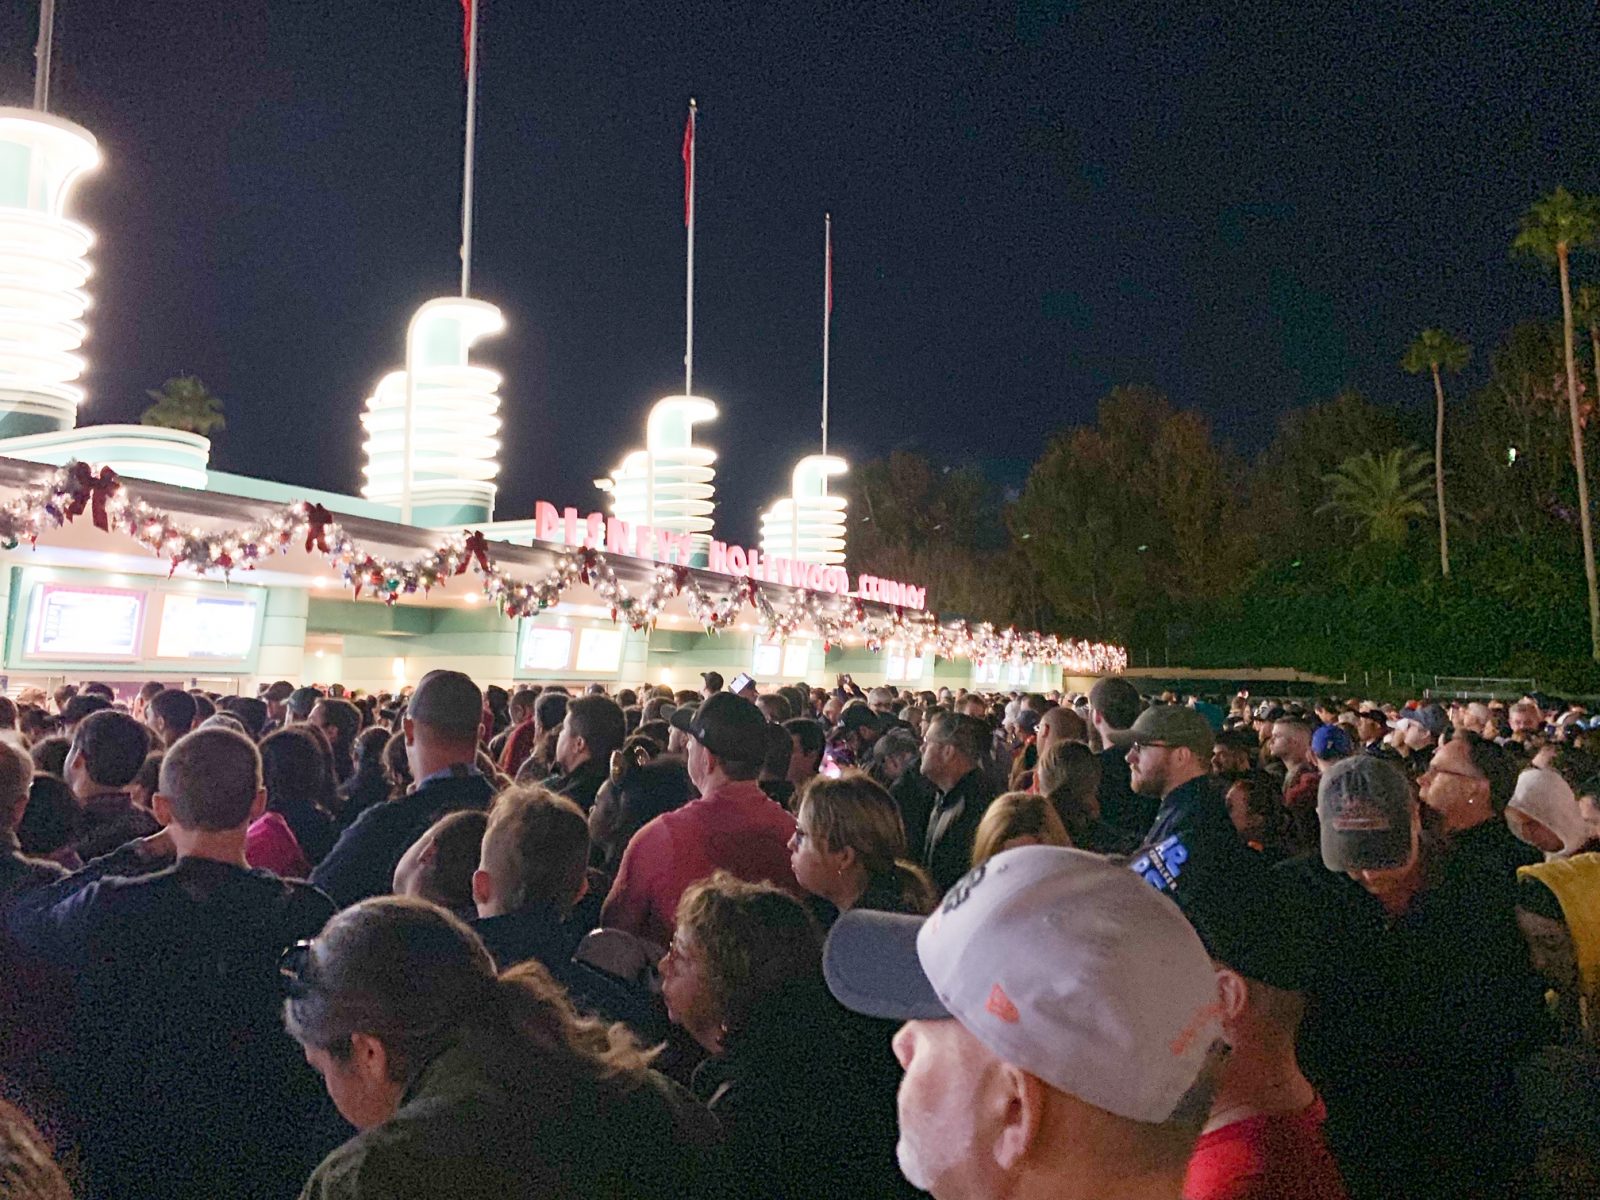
520, 627, 574, 672
781, 641, 811, 678
156, 595, 259, 660
28, 584, 146, 660
752, 642, 783, 678
574, 627, 624, 674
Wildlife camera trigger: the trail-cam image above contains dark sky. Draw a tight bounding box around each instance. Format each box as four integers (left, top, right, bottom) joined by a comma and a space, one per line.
4, 1, 1599, 544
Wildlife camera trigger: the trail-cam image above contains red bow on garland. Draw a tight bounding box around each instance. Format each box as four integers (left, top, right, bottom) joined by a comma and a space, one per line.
63, 463, 120, 532
458, 531, 491, 575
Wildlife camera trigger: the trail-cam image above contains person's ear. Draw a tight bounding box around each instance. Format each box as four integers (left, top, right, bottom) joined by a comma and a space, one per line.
471, 867, 494, 911
402, 716, 415, 746
348, 1031, 390, 1085
1215, 965, 1250, 1024
249, 786, 267, 822
151, 791, 174, 829
992, 1063, 1045, 1171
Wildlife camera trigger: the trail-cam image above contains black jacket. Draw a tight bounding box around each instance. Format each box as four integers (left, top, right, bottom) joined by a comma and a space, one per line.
1096, 745, 1158, 836
542, 758, 610, 813
1277, 842, 1549, 1200
312, 769, 495, 908
7, 848, 340, 1200
909, 768, 996, 895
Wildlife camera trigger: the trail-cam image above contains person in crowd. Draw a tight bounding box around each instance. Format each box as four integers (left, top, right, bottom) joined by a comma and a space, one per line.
146, 687, 196, 748
0, 741, 60, 902
1269, 715, 1321, 845
664, 872, 913, 1199
312, 670, 494, 908
1224, 769, 1297, 861
603, 694, 801, 947
286, 685, 323, 725
61, 708, 157, 863
6, 727, 339, 1200
127, 750, 162, 811
700, 670, 724, 698
190, 692, 217, 724
382, 729, 413, 795
1034, 739, 1139, 855
588, 754, 694, 887
1392, 703, 1447, 775
824, 845, 1226, 1200
218, 695, 270, 741
1354, 708, 1394, 758
970, 790, 1070, 866
1418, 731, 1541, 875
339, 725, 393, 824
757, 721, 799, 809
489, 687, 537, 761
868, 726, 921, 790
756, 692, 792, 724
261, 679, 295, 732
284, 896, 719, 1198
1508, 698, 1546, 752
392, 809, 490, 921
1514, 856, 1600, 1199
1127, 702, 1250, 910
1035, 705, 1088, 760
1508, 766, 1598, 859
1284, 754, 1548, 1198
1177, 852, 1348, 1200
783, 716, 825, 792
788, 773, 936, 928
16, 775, 76, 868
58, 692, 110, 736
902, 710, 998, 894
1312, 722, 1354, 766
826, 702, 881, 772
310, 696, 362, 786
1211, 727, 1260, 777
260, 725, 340, 866
543, 694, 625, 812
1087, 675, 1157, 834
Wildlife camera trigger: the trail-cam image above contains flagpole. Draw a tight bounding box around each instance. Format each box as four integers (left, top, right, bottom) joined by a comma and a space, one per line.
684, 99, 697, 397
460, 0, 481, 298
822, 212, 832, 459
33, 0, 56, 112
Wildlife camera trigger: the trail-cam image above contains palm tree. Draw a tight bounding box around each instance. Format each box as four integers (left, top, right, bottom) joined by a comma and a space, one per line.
1515, 187, 1600, 660
141, 375, 226, 436
1318, 448, 1433, 547
1401, 329, 1469, 578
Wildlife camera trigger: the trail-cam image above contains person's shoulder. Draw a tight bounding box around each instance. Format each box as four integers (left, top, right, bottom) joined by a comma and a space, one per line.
299, 1120, 426, 1200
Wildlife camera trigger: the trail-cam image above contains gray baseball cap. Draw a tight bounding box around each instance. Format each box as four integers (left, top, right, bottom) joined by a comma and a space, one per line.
406, 670, 483, 738
1317, 754, 1414, 872
823, 846, 1223, 1124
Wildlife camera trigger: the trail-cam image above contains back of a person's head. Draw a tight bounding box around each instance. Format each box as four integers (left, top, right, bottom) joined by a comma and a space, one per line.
1038, 739, 1102, 806
260, 725, 336, 812
81, 682, 114, 701
971, 790, 1071, 867
480, 786, 588, 912
72, 709, 152, 787
149, 688, 198, 738
610, 755, 693, 836
675, 872, 824, 1042
534, 691, 569, 733
158, 727, 262, 831
1088, 676, 1142, 730
565, 694, 626, 762
760, 721, 792, 778
285, 896, 653, 1083
217, 695, 269, 740
0, 695, 17, 731
0, 739, 34, 829
60, 692, 111, 727
353, 724, 390, 769
784, 717, 826, 759
400, 809, 489, 914
1461, 731, 1519, 812
17, 774, 76, 857
405, 670, 483, 742
315, 697, 362, 746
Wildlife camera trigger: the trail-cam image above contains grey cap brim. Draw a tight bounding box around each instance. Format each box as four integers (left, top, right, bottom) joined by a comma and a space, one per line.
823, 910, 948, 1021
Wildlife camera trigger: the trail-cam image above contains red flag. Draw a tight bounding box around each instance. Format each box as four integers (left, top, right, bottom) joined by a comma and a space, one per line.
682, 104, 695, 227
825, 217, 833, 315
460, 0, 473, 77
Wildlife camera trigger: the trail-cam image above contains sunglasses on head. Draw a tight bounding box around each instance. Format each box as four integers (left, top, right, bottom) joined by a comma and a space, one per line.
279, 939, 316, 999
609, 745, 650, 786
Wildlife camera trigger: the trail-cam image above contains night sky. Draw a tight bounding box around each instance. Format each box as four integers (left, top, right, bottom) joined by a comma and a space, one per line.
3, 1, 1599, 545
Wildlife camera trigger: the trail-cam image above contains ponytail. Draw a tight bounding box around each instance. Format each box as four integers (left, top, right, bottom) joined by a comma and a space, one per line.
892, 859, 939, 915
493, 962, 659, 1083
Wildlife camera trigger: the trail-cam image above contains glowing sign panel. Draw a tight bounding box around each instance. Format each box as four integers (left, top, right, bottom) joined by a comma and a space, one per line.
520, 627, 574, 672
29, 584, 145, 659
156, 595, 258, 660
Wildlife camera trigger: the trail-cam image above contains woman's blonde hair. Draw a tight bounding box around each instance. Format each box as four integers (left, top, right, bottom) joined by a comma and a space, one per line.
796, 772, 937, 914
970, 790, 1071, 868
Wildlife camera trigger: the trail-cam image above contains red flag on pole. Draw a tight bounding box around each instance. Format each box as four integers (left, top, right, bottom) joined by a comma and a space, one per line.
682, 104, 695, 227
460, 0, 473, 76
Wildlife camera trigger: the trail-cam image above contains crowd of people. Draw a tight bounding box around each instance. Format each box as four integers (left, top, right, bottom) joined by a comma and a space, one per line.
0, 669, 1597, 1198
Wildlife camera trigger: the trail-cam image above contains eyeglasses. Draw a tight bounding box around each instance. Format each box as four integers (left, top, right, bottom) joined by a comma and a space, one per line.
1130, 740, 1174, 753
279, 939, 316, 999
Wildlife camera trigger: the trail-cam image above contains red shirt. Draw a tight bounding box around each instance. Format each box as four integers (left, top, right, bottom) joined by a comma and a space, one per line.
600, 780, 802, 947
1184, 1098, 1348, 1200
245, 812, 312, 880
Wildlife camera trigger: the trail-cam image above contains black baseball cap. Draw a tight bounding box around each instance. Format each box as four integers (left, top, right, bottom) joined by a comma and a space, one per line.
669, 692, 768, 765
700, 671, 725, 692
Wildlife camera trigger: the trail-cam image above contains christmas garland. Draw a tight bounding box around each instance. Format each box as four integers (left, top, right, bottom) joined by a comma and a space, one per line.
0, 461, 1129, 674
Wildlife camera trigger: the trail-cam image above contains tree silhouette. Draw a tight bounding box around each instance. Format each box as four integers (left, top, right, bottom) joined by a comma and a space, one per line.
141, 376, 226, 437
1319, 448, 1433, 547
1402, 329, 1469, 577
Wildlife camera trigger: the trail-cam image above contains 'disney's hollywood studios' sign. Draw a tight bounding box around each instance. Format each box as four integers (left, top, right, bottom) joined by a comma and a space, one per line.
531, 501, 927, 610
